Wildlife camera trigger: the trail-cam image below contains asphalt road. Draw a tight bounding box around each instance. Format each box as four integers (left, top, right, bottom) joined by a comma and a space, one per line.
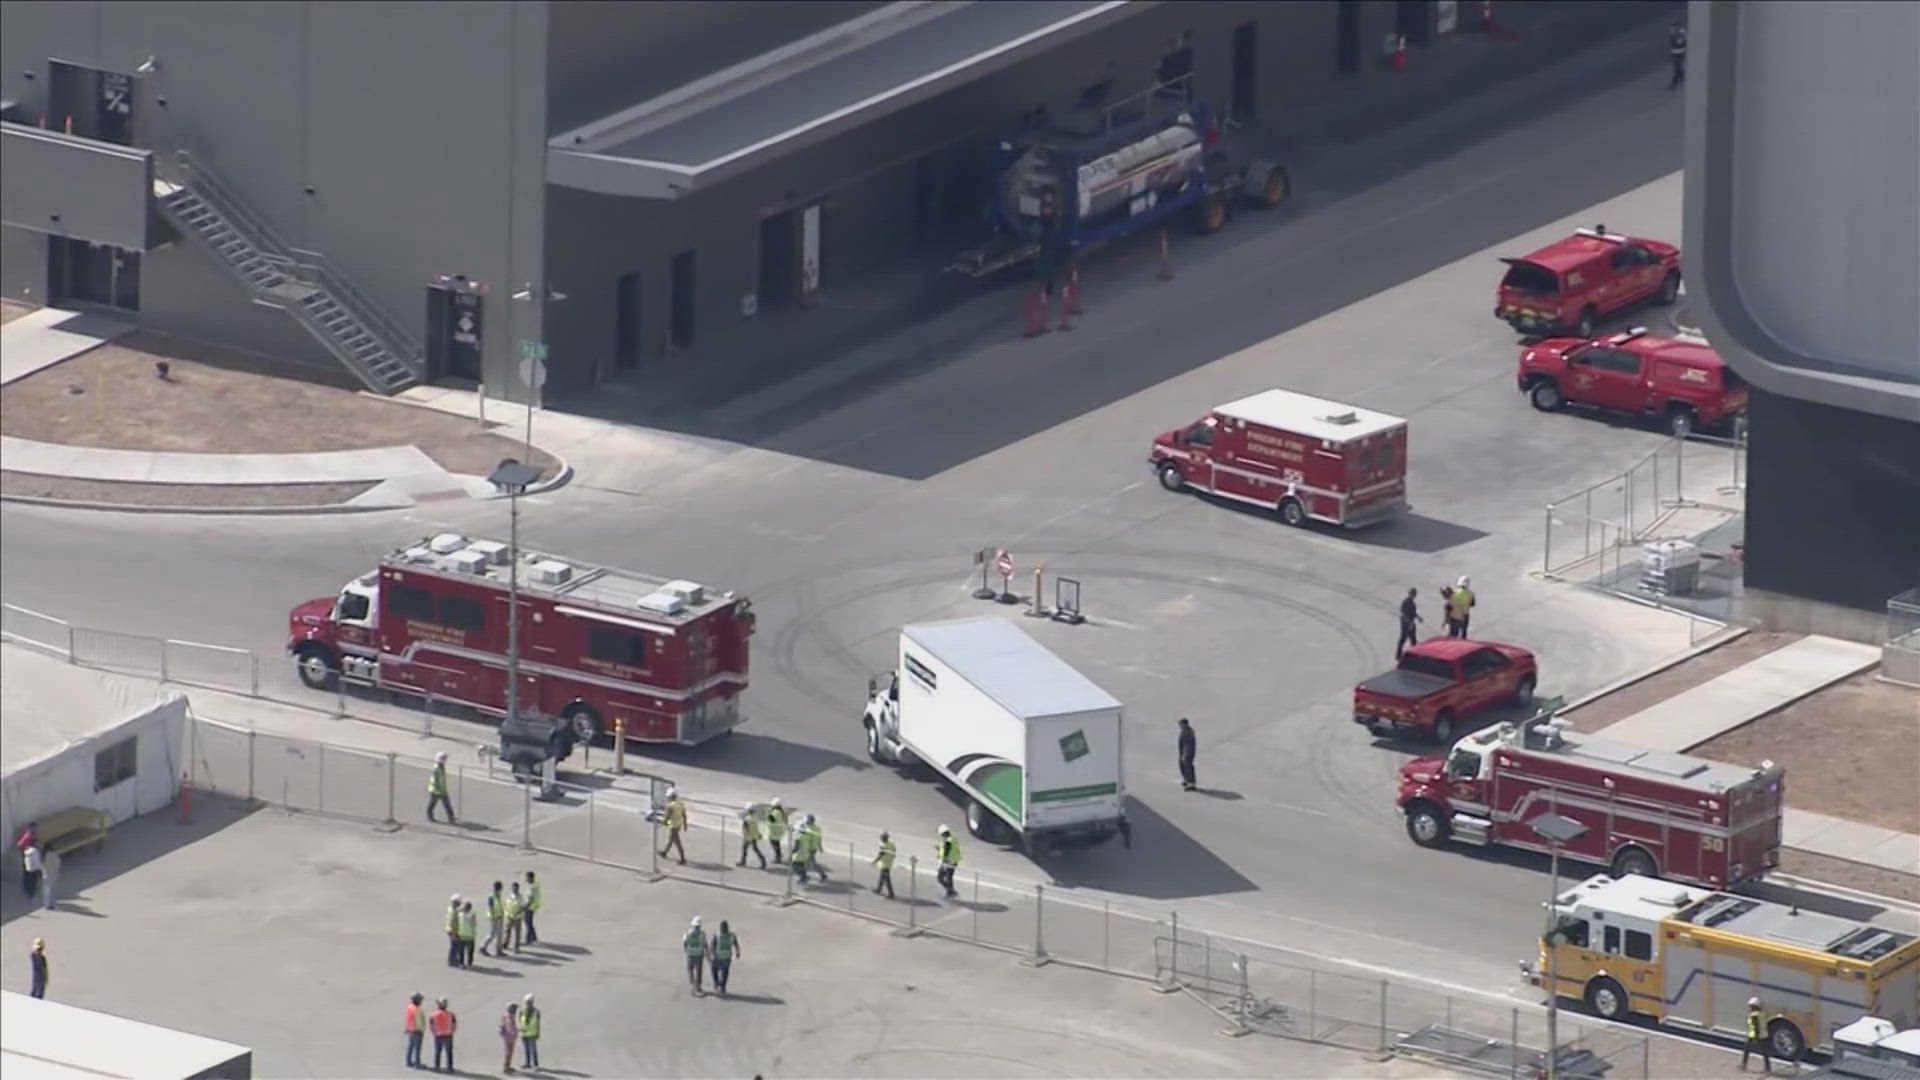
11, 51, 1870, 999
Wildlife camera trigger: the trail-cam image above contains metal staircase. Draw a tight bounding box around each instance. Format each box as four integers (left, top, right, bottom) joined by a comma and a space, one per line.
152, 152, 424, 393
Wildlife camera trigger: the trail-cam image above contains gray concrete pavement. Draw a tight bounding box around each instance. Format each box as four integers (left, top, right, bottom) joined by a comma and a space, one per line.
0, 46, 1721, 999
0, 306, 133, 385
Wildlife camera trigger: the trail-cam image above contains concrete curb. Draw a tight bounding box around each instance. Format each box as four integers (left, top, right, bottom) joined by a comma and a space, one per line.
1668, 302, 1703, 337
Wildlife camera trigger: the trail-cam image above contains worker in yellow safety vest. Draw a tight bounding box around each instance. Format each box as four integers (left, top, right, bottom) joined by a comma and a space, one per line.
456, 899, 477, 968
872, 831, 896, 898
936, 826, 961, 899
1740, 998, 1773, 1073
659, 791, 689, 865
522, 871, 542, 944
427, 751, 456, 823
517, 993, 542, 1070
504, 882, 524, 953
444, 894, 464, 967
765, 798, 788, 863
802, 814, 828, 880
738, 804, 767, 869
682, 916, 709, 995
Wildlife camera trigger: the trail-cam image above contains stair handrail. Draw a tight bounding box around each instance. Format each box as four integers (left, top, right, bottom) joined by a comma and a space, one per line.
171, 150, 423, 381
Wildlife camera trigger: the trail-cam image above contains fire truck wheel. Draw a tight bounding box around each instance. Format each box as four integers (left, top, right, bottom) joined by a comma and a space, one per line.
1278, 498, 1307, 527
1584, 976, 1629, 1021
295, 646, 340, 690
1249, 162, 1289, 208
1575, 306, 1598, 340
1158, 462, 1187, 492
1430, 709, 1456, 744
561, 704, 602, 743
1404, 802, 1450, 847
1512, 675, 1537, 710
1656, 269, 1682, 306
1528, 381, 1564, 412
1664, 406, 1695, 439
1610, 845, 1658, 880
1767, 1019, 1806, 1061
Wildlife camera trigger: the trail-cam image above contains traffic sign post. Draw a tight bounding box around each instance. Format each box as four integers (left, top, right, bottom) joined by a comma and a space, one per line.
996, 549, 1017, 605
972, 547, 997, 600
1053, 577, 1085, 625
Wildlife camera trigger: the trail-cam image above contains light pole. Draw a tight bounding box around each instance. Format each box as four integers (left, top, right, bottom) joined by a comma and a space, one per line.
1528, 811, 1588, 1080
489, 459, 542, 733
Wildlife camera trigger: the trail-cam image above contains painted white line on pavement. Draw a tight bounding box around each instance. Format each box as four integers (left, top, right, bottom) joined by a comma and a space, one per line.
1012, 480, 1149, 543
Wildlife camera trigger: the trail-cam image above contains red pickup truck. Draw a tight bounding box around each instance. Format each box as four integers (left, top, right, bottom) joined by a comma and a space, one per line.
1353, 639, 1537, 743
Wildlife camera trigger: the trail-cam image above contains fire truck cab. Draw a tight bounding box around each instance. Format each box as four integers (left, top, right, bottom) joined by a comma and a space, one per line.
288, 534, 755, 746
1398, 715, 1784, 888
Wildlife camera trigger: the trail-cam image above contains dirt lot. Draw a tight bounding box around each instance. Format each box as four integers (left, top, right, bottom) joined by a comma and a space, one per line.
0, 329, 559, 479
1560, 630, 1800, 732
1781, 848, 1920, 903
0, 472, 375, 508
1691, 668, 1920, 835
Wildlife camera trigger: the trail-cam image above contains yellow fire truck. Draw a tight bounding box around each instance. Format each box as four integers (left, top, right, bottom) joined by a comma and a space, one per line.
1528, 874, 1920, 1061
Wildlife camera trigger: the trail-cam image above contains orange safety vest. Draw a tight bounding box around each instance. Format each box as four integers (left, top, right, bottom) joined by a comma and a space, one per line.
404, 1002, 422, 1033
429, 1008, 456, 1037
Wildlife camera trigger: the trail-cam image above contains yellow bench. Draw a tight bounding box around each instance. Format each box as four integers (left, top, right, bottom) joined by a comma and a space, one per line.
37, 806, 110, 857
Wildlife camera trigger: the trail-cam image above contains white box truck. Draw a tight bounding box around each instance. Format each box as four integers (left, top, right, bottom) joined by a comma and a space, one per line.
863, 616, 1129, 849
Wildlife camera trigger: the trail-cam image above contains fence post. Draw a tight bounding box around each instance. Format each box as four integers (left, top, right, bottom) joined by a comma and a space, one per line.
64, 621, 75, 660
897, 856, 922, 936
249, 653, 259, 698
1103, 898, 1111, 971
586, 791, 596, 862
971, 871, 980, 941
1510, 1006, 1521, 1078
1022, 883, 1051, 967
1155, 912, 1181, 992
318, 745, 327, 813
1378, 978, 1390, 1055
846, 841, 856, 910
1542, 504, 1551, 576
160, 640, 170, 684
1309, 968, 1318, 1036
247, 729, 257, 803
385, 753, 397, 826
649, 819, 663, 881
424, 694, 435, 739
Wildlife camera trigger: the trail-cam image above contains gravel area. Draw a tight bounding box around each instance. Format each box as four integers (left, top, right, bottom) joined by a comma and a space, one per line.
1559, 630, 1798, 732
1691, 668, 1920, 835
1779, 849, 1920, 904
0, 330, 558, 478
1, 471, 377, 508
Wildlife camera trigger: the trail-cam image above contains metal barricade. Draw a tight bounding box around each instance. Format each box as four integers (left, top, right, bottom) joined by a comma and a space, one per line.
1885, 588, 1920, 688
163, 638, 259, 696
70, 626, 165, 677
0, 602, 73, 657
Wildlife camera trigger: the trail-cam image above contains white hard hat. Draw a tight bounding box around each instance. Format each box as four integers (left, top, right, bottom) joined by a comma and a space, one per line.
742, 803, 754, 813
770, 796, 782, 807
1748, 997, 1760, 1007
523, 993, 535, 1004
1456, 576, 1471, 588
938, 824, 951, 834
450, 893, 462, 903
691, 916, 702, 927
435, 751, 448, 762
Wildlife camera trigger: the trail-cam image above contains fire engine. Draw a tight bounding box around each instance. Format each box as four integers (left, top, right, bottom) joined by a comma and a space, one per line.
287, 534, 755, 746
1397, 714, 1784, 888
1527, 872, 1920, 1061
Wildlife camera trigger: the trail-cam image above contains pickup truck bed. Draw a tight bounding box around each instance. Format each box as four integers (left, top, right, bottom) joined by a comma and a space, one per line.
1356, 670, 1449, 700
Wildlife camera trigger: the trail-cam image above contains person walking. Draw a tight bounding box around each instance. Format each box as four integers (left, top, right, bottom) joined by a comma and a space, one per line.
498, 1001, 519, 1075
1177, 718, 1198, 791
683, 916, 709, 995
871, 831, 897, 898
1449, 576, 1475, 637
483, 881, 506, 958
20, 840, 43, 902
738, 804, 767, 868
765, 798, 788, 864
788, 817, 814, 886
457, 899, 478, 968
936, 825, 961, 899
659, 790, 688, 865
428, 997, 457, 1073
40, 847, 60, 910
710, 920, 740, 997
522, 871, 541, 944
404, 992, 427, 1070
1740, 998, 1772, 1073
504, 882, 524, 953
29, 938, 48, 999
517, 993, 541, 1070
444, 895, 464, 967
427, 751, 456, 824
802, 814, 828, 880
1667, 19, 1688, 90
1395, 587, 1424, 659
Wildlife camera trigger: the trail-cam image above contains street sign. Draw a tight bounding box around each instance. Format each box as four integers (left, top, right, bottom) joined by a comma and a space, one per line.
996, 550, 1013, 578
518, 355, 547, 390
518, 338, 547, 361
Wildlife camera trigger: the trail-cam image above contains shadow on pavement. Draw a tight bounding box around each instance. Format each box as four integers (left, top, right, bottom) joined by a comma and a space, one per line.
715, 992, 784, 1006
1039, 797, 1258, 901
1346, 513, 1491, 554
1193, 788, 1243, 801
634, 731, 871, 784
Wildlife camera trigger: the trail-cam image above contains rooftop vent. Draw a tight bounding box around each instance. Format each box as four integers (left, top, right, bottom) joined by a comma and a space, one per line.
428, 533, 468, 555
636, 590, 687, 616
528, 560, 573, 586
1319, 411, 1360, 426
401, 546, 436, 564
448, 550, 490, 575
465, 540, 509, 566
663, 579, 706, 606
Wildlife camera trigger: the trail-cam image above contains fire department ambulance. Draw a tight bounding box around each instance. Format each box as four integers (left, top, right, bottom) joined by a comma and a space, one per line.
1150, 388, 1409, 527
1529, 872, 1920, 1061
287, 534, 755, 746
1397, 714, 1784, 888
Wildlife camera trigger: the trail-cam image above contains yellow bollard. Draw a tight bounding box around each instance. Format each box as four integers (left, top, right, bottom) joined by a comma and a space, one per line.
613, 717, 626, 775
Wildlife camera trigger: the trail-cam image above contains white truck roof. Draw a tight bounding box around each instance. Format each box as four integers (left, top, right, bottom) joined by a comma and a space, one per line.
1214, 388, 1406, 443
382, 534, 734, 624
904, 617, 1120, 721
1471, 720, 1769, 794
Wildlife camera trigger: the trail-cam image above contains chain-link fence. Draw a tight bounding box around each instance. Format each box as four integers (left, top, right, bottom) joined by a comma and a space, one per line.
1542, 433, 1745, 581
1885, 589, 1920, 688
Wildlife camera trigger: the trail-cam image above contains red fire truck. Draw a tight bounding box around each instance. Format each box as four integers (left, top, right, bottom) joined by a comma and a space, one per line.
1396, 715, 1784, 888
1150, 388, 1409, 528
287, 534, 755, 746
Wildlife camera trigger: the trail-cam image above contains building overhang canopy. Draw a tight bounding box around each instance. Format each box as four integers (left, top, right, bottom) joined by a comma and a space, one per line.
547, 0, 1140, 200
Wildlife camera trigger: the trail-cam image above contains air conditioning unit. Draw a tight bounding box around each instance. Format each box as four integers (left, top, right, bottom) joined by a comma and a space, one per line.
465, 540, 509, 565
663, 579, 706, 606
636, 590, 686, 616
448, 550, 490, 575
528, 560, 573, 586
428, 533, 469, 555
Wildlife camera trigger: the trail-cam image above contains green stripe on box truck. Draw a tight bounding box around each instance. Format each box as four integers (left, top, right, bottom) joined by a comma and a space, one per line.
1030, 782, 1119, 804
972, 761, 1024, 819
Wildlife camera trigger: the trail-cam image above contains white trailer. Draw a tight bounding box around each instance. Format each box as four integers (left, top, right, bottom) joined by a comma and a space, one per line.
863, 617, 1129, 849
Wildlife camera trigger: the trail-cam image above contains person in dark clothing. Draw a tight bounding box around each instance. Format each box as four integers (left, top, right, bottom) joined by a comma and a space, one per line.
1396, 587, 1424, 659
29, 938, 48, 999
1667, 21, 1687, 90
1177, 718, 1197, 791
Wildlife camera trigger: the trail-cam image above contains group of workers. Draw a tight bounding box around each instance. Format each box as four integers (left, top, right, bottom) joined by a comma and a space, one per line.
1395, 577, 1478, 658
403, 990, 541, 1074
442, 872, 542, 969
716, 795, 963, 899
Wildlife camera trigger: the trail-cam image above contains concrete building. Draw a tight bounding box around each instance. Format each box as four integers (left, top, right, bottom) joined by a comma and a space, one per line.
1683, 0, 1920, 642
3, 1, 1670, 404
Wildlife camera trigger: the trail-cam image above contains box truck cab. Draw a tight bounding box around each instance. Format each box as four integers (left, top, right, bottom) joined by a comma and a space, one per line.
863, 617, 1128, 850
1150, 388, 1409, 528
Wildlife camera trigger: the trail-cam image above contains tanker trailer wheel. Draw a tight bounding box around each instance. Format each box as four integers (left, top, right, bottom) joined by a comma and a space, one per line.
1768, 1019, 1807, 1062
1158, 462, 1188, 492
1610, 845, 1659, 880
1194, 193, 1229, 234
295, 645, 341, 690
1585, 976, 1630, 1021
1404, 801, 1450, 848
